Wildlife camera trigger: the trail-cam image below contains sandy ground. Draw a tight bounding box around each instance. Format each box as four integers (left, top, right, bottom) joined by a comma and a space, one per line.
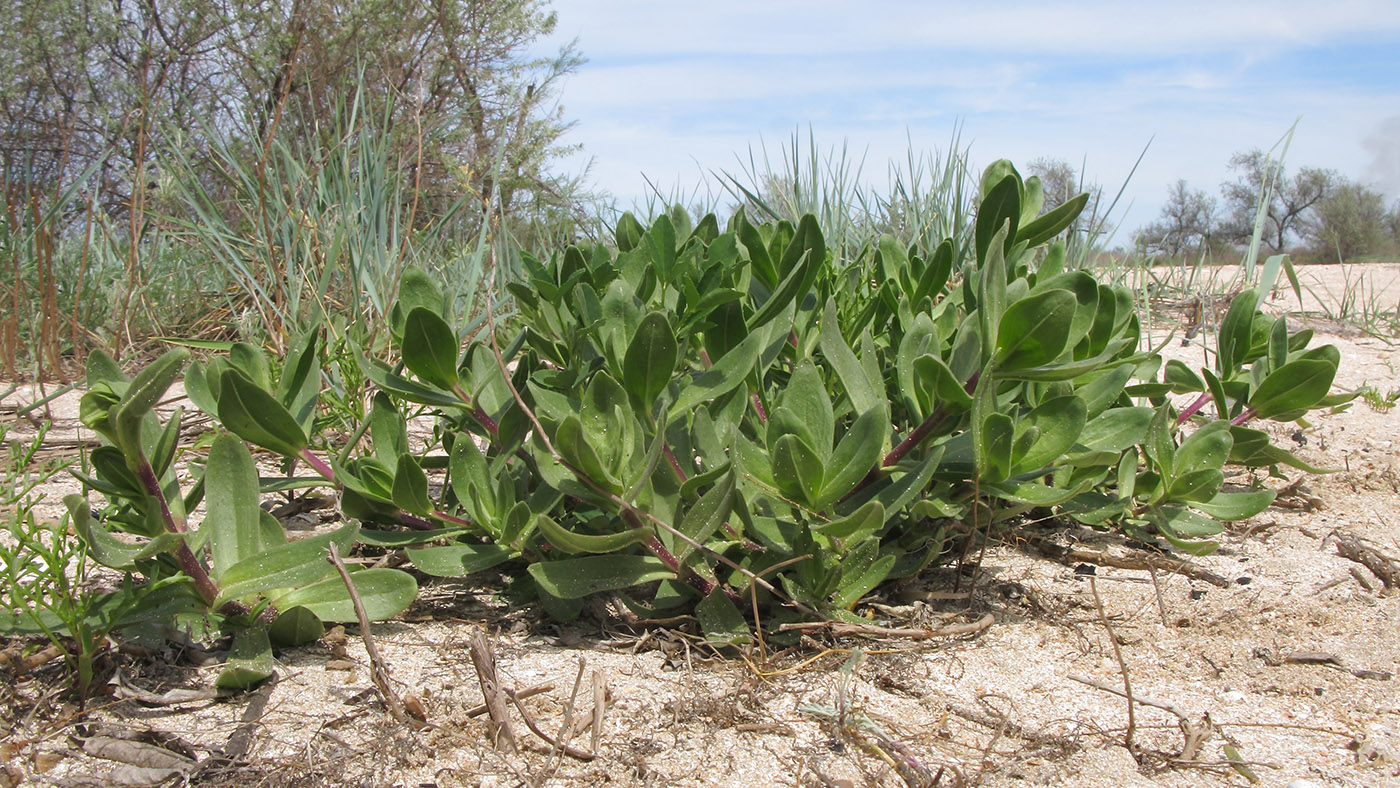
1, 264, 1398, 788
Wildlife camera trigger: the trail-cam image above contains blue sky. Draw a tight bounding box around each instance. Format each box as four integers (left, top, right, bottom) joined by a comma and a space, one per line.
536, 1, 1400, 240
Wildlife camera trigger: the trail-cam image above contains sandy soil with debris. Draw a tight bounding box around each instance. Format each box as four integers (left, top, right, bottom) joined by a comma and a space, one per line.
2, 264, 1398, 788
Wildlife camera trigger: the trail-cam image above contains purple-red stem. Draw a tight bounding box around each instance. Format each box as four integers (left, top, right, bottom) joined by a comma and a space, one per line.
1177, 392, 1212, 424
299, 448, 336, 483
453, 382, 499, 435
136, 460, 220, 606
841, 372, 980, 504
663, 445, 688, 482
1228, 408, 1255, 426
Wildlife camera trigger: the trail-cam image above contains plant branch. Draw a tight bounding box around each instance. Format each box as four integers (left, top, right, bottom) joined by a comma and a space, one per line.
482, 245, 816, 617
327, 541, 418, 728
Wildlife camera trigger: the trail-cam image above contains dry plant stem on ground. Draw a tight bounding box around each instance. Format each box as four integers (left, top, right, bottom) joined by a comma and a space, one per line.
326, 541, 417, 728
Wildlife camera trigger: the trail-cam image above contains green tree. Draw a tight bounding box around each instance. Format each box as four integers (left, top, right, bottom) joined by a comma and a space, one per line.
1306, 179, 1392, 261
1138, 179, 1220, 260
1026, 157, 1081, 213
1219, 150, 1335, 253
0, 0, 582, 225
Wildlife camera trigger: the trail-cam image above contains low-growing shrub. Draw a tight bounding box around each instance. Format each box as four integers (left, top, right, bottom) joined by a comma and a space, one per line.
13, 160, 1353, 690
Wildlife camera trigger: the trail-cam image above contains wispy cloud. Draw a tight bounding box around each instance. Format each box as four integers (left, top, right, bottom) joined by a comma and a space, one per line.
539, 1, 1400, 233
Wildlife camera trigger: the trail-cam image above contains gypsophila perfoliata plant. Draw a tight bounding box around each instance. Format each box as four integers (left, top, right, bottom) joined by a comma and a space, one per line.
61, 159, 1354, 666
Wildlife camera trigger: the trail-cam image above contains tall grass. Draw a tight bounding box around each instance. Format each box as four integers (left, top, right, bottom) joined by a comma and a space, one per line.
717, 128, 977, 260
160, 92, 480, 352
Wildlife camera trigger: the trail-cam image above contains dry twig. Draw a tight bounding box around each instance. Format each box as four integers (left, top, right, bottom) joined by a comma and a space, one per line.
468, 628, 517, 753
1018, 531, 1232, 588
327, 542, 420, 728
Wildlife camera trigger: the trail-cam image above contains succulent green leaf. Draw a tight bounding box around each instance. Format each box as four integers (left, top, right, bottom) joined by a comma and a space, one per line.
268, 606, 324, 646
1175, 421, 1233, 475
217, 627, 276, 690
677, 471, 736, 562
450, 433, 495, 522
64, 494, 180, 570
1163, 359, 1205, 394
229, 342, 272, 391
113, 347, 188, 458
1248, 359, 1337, 420
556, 415, 621, 494
817, 407, 884, 509
1168, 469, 1226, 503
528, 555, 673, 599
277, 330, 322, 433
1191, 489, 1276, 521
217, 369, 308, 457
832, 540, 895, 610
770, 360, 834, 457
1218, 289, 1261, 375
406, 543, 514, 577
813, 501, 884, 544
645, 213, 677, 284
696, 588, 752, 646
401, 306, 460, 391
979, 412, 1014, 483
214, 523, 358, 604
672, 327, 764, 415
183, 361, 218, 417
1014, 395, 1087, 473
622, 311, 677, 410
85, 348, 128, 388
819, 298, 881, 418
1076, 406, 1153, 454
615, 211, 645, 252
995, 289, 1076, 371
353, 346, 461, 408
205, 433, 269, 580
392, 454, 432, 516
773, 434, 825, 508
272, 568, 418, 623
913, 239, 953, 303
975, 175, 1020, 265
1016, 193, 1089, 248
536, 513, 649, 555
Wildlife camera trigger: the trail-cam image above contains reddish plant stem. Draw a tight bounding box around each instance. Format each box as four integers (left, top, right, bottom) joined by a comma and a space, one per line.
841, 372, 979, 504
135, 461, 220, 606
300, 449, 461, 532
453, 382, 499, 435
663, 445, 688, 482
1229, 408, 1256, 426
627, 512, 730, 599
1177, 392, 1212, 424
299, 448, 336, 483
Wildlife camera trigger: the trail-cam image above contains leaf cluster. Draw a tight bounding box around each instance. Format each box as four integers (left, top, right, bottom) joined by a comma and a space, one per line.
48, 160, 1355, 673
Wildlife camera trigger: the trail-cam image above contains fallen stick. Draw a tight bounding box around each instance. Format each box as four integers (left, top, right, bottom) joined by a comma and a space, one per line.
1254, 648, 1393, 681
777, 613, 994, 640
327, 542, 419, 728
1068, 673, 1191, 721
1018, 531, 1232, 588
507, 688, 595, 761
463, 682, 554, 718
1327, 531, 1397, 591
469, 629, 517, 753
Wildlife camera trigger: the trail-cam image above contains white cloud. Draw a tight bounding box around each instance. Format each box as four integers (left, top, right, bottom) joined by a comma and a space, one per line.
539, 1, 1400, 234
545, 1, 1400, 59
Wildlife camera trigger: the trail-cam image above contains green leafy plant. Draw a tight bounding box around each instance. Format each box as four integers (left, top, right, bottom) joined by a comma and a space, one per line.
54, 159, 1354, 657
67, 345, 418, 690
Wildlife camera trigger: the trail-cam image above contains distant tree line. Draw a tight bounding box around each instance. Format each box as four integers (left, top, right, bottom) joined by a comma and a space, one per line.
1135, 151, 1400, 264
0, 0, 583, 232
